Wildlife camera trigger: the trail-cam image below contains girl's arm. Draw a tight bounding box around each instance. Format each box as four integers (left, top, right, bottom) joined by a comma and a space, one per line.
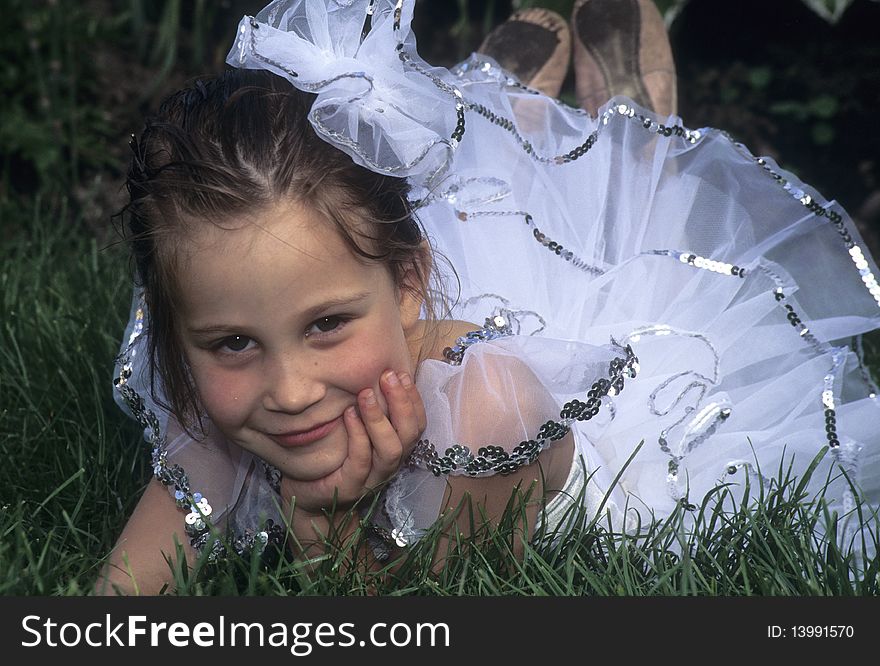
425, 345, 576, 566
95, 478, 196, 595
438, 434, 573, 556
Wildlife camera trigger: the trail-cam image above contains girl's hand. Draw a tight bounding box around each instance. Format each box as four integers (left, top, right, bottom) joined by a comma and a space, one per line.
280, 370, 426, 516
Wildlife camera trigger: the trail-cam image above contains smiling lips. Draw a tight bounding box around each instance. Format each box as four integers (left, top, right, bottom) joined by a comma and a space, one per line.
269, 415, 344, 447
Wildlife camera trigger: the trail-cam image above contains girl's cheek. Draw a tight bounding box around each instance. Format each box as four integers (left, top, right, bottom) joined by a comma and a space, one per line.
334, 329, 410, 386
192, 366, 254, 426
336, 352, 386, 393
337, 334, 411, 411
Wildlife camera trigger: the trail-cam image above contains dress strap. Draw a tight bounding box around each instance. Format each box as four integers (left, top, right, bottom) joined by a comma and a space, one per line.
442, 314, 515, 365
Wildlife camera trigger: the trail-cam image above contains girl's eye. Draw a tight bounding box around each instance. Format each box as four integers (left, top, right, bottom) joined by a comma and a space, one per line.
305, 315, 347, 338
217, 335, 254, 353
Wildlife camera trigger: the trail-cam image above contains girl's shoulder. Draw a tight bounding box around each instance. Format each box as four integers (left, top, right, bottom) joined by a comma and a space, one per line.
389, 318, 577, 544
419, 318, 483, 363
416, 318, 574, 478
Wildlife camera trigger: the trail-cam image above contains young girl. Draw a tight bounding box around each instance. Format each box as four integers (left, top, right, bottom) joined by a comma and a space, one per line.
102, 0, 880, 594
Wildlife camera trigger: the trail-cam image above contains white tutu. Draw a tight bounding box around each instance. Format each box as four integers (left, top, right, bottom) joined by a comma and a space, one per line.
114, 0, 880, 558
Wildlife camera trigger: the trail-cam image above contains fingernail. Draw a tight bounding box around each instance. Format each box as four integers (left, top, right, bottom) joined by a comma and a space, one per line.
383, 370, 399, 386
345, 405, 357, 419
399, 372, 412, 387
363, 389, 377, 406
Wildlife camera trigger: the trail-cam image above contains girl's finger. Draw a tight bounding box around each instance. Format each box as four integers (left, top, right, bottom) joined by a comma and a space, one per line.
386, 371, 426, 456
399, 372, 427, 434
339, 404, 372, 491
358, 385, 404, 479
381, 370, 417, 441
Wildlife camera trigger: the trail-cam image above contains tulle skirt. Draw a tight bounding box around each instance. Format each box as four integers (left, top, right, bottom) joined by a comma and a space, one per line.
407, 53, 880, 547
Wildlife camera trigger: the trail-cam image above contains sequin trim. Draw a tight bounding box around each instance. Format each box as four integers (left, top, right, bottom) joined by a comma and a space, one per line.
412, 339, 639, 477
113, 294, 284, 562
622, 324, 727, 500
455, 208, 606, 277
473, 101, 600, 166
236, 16, 456, 183
396, 46, 465, 146
392, 0, 403, 31
638, 254, 866, 499
821, 352, 846, 449
607, 102, 703, 143
113, 299, 215, 551
452, 54, 589, 119
652, 249, 746, 278
459, 293, 547, 336
820, 352, 863, 521
442, 313, 515, 365
753, 156, 880, 309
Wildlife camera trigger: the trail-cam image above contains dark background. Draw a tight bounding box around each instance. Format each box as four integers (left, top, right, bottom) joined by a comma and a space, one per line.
2, 0, 878, 253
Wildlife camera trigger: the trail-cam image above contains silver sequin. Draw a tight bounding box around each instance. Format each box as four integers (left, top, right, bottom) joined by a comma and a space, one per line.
414, 335, 639, 477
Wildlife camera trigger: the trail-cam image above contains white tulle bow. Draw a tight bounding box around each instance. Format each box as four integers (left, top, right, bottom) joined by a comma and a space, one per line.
228, 0, 458, 185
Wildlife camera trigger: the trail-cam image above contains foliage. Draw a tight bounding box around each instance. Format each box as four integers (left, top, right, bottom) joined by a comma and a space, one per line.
1, 195, 138, 594
0, 0, 116, 200
657, 0, 876, 23
0, 0, 226, 212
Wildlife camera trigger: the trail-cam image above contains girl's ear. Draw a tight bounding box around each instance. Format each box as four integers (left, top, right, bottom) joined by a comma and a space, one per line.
398, 240, 432, 331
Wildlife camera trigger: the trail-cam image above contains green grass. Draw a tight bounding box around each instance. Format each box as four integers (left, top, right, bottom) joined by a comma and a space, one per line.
151, 460, 880, 596
2, 195, 878, 596
1, 195, 143, 595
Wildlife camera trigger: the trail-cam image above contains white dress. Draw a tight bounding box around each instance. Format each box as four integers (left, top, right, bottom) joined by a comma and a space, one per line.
114, 0, 880, 559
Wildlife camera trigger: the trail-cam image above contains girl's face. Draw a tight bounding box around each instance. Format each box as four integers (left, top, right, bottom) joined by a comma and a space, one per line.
175, 200, 424, 482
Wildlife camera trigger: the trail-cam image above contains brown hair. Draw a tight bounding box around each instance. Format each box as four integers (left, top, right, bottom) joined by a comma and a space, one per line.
121, 68, 447, 430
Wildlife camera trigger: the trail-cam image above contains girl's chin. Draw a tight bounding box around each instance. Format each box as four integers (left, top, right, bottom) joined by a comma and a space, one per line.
267, 449, 349, 483
220, 431, 347, 483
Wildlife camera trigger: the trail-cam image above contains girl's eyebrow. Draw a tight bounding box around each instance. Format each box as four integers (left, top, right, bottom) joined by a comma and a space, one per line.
302, 290, 372, 319
186, 291, 373, 336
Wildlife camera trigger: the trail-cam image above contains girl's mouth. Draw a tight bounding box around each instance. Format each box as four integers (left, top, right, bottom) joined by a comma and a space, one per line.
268, 415, 343, 447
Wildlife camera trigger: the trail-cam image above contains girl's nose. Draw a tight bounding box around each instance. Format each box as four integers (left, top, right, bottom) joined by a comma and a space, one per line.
262, 355, 325, 414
